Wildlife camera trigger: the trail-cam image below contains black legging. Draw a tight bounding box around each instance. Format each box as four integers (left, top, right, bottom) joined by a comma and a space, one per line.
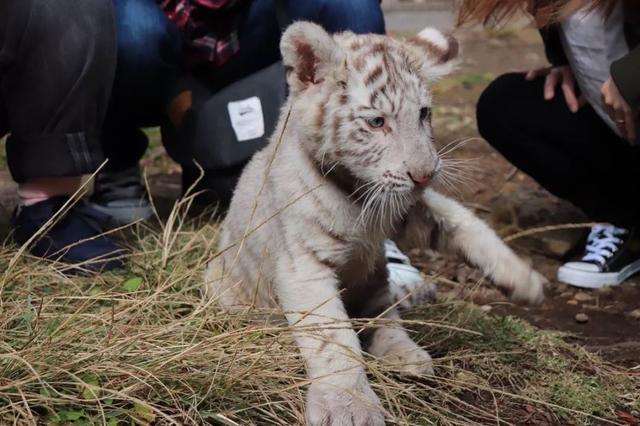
477, 72, 640, 228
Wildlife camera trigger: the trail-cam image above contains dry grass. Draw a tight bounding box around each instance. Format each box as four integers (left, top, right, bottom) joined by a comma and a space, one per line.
0, 195, 638, 426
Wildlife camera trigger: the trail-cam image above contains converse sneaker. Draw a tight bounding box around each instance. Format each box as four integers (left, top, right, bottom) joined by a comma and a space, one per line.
384, 240, 436, 309
557, 225, 640, 289
89, 165, 153, 226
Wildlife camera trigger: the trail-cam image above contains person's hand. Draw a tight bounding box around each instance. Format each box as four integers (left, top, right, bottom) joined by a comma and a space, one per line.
601, 77, 637, 144
526, 66, 585, 113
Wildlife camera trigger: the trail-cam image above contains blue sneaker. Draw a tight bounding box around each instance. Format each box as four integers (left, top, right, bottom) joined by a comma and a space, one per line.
11, 196, 126, 273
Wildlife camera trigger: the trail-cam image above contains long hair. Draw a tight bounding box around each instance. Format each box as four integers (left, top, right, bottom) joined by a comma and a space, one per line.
457, 0, 618, 27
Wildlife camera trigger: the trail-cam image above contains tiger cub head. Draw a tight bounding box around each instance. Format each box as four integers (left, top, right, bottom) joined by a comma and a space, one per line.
280, 22, 459, 200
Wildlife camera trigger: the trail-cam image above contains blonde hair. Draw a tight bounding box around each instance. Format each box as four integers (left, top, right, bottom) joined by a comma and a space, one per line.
457, 0, 618, 27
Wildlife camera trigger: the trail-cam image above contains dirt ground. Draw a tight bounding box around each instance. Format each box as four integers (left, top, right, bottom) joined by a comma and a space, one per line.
421, 26, 640, 369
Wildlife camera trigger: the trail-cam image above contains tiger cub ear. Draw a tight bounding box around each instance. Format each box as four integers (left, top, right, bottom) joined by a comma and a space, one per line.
405, 28, 460, 81
280, 21, 345, 94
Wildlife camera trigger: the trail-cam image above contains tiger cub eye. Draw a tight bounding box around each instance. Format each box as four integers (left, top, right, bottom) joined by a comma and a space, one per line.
367, 117, 385, 129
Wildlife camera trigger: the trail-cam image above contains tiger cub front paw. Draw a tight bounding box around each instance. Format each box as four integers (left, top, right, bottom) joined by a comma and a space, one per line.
501, 268, 546, 305
306, 379, 385, 426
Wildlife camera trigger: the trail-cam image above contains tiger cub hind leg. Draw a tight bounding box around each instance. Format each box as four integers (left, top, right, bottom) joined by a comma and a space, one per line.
353, 260, 435, 377
366, 308, 434, 377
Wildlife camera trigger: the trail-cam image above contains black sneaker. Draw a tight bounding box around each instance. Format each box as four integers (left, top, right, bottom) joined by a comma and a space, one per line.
12, 196, 126, 273
89, 165, 153, 226
557, 225, 640, 288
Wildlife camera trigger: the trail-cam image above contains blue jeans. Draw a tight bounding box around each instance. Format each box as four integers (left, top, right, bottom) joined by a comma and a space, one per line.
105, 0, 385, 171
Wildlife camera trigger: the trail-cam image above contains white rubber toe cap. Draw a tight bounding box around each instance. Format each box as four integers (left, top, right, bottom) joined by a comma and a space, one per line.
561, 262, 601, 273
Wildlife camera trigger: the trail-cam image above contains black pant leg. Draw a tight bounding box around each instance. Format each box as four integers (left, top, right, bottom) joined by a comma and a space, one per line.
0, 101, 6, 138
477, 72, 640, 228
101, 0, 183, 173
0, 0, 116, 183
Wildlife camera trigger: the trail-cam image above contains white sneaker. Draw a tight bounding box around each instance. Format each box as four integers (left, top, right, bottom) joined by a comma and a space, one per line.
557, 224, 640, 289
385, 240, 436, 309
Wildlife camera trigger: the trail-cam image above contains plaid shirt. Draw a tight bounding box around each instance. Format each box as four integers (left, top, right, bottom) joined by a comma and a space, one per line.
158, 0, 246, 68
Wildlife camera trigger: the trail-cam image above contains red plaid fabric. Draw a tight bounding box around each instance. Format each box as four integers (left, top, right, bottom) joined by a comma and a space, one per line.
158, 0, 246, 68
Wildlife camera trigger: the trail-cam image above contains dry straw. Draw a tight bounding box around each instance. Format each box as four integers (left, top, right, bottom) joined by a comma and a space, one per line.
0, 117, 638, 424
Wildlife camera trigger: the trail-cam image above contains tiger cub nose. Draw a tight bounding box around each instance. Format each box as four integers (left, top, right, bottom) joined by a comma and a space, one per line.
408, 171, 434, 187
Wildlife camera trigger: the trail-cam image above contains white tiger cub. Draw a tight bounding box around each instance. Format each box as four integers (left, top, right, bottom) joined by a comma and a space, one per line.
204, 22, 546, 426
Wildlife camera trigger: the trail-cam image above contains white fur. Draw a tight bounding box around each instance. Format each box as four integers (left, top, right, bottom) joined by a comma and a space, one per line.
416, 27, 449, 50
409, 27, 461, 81
422, 189, 545, 304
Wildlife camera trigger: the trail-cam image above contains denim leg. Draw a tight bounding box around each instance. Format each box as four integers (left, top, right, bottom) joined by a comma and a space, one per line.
102, 0, 182, 172
287, 0, 386, 34
207, 0, 385, 90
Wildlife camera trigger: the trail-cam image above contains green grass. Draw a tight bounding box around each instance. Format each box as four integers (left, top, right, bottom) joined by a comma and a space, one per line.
0, 198, 637, 425
144, 127, 162, 152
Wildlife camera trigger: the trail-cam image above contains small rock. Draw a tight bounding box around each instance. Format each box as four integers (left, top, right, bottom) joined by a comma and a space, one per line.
603, 304, 623, 313
555, 284, 569, 293
574, 292, 593, 302
559, 291, 573, 298
629, 309, 640, 320
543, 237, 574, 258
479, 305, 493, 313
456, 267, 470, 284
575, 313, 589, 324
566, 300, 579, 306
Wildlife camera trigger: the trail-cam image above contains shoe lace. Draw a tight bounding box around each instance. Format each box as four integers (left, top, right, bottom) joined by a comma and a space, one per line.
582, 224, 627, 265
